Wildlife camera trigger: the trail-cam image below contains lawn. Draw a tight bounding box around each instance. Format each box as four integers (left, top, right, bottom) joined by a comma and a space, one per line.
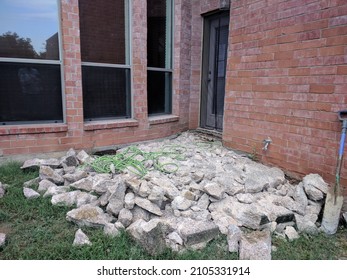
0, 161, 346, 260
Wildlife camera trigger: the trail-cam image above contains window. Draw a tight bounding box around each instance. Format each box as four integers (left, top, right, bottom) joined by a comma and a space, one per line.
79, 0, 131, 121
147, 0, 173, 115
0, 0, 63, 124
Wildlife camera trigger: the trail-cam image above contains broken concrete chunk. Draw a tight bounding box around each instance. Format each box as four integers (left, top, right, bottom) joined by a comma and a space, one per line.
171, 196, 192, 211
61, 148, 78, 167
63, 170, 88, 183
76, 150, 94, 165
239, 230, 271, 260
304, 184, 325, 201
52, 191, 80, 207
124, 192, 135, 210
196, 193, 210, 210
73, 229, 91, 246
138, 181, 151, 198
0, 233, 6, 247
343, 212, 347, 224
23, 187, 40, 199
21, 158, 61, 169
23, 177, 40, 188
106, 178, 126, 216
227, 224, 242, 253
103, 223, 120, 237
167, 231, 183, 245
203, 182, 224, 200
127, 219, 170, 255
134, 197, 163, 216
0, 183, 5, 198
70, 177, 94, 192
177, 218, 220, 246
118, 208, 133, 228
38, 179, 57, 193
66, 204, 113, 228
236, 193, 254, 204
39, 165, 64, 185
284, 226, 299, 241
131, 205, 151, 222
43, 185, 69, 198
303, 174, 328, 194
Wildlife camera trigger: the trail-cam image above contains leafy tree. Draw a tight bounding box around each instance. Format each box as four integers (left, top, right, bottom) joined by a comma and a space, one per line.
0, 31, 39, 58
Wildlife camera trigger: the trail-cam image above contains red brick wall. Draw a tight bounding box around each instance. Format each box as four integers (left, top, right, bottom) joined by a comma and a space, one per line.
0, 0, 191, 157
223, 0, 347, 199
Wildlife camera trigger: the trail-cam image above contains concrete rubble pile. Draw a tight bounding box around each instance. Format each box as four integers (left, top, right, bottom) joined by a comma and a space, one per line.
19, 132, 332, 258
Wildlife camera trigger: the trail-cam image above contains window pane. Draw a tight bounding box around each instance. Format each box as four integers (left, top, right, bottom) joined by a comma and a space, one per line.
79, 0, 127, 64
147, 71, 172, 115
147, 0, 172, 68
0, 62, 63, 124
0, 0, 60, 60
82, 66, 131, 120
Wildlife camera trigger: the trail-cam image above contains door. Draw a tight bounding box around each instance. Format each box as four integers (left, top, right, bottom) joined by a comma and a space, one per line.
201, 12, 229, 131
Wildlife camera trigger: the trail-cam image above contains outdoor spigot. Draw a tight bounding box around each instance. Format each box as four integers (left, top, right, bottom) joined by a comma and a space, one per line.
262, 138, 272, 151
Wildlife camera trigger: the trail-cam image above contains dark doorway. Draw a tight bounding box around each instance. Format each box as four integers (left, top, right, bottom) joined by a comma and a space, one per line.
200, 12, 229, 132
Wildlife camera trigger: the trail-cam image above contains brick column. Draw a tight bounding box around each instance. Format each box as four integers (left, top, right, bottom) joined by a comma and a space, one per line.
132, 0, 148, 128
60, 0, 84, 146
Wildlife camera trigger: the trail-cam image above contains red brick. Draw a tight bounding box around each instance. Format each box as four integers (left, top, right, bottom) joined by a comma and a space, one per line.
309, 84, 335, 94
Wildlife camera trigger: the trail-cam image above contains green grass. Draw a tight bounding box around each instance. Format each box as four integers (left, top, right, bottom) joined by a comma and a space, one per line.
0, 161, 346, 260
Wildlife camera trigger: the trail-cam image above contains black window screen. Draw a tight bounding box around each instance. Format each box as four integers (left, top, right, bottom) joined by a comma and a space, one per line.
0, 62, 63, 124
147, 0, 173, 116
147, 70, 172, 115
82, 66, 131, 121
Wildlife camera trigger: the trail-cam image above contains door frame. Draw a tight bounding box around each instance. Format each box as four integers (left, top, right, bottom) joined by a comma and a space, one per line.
200, 11, 230, 132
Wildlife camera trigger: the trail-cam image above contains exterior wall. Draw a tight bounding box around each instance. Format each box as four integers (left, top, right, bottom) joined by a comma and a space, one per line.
1, 0, 346, 207
0, 0, 191, 158
223, 0, 347, 199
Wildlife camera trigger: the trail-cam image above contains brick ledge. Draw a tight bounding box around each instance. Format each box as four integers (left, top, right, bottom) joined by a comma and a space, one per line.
0, 124, 68, 135
148, 115, 179, 125
84, 119, 139, 131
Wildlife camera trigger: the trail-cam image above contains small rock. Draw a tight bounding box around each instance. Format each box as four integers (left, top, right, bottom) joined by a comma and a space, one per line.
0, 183, 5, 198
127, 219, 170, 255
181, 189, 196, 201
39, 166, 64, 185
239, 230, 272, 260
73, 229, 91, 246
38, 179, 57, 193
124, 192, 135, 209
227, 224, 242, 253
23, 187, 40, 199
23, 177, 40, 188
106, 178, 126, 216
52, 191, 80, 206
125, 177, 141, 193
203, 182, 224, 200
172, 196, 192, 211
43, 185, 69, 198
177, 218, 220, 246
138, 181, 151, 198
167, 231, 183, 245
70, 177, 94, 192
343, 212, 347, 224
134, 197, 163, 216
118, 208, 133, 227
191, 171, 204, 183
303, 174, 328, 194
304, 184, 324, 201
76, 150, 94, 165
63, 170, 88, 183
103, 223, 120, 237
292, 182, 308, 213
148, 185, 166, 204
131, 205, 151, 222
66, 205, 113, 228
236, 193, 254, 204
0, 233, 6, 247
284, 226, 299, 241
151, 177, 180, 199
21, 158, 60, 169
61, 148, 78, 167
196, 193, 210, 210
